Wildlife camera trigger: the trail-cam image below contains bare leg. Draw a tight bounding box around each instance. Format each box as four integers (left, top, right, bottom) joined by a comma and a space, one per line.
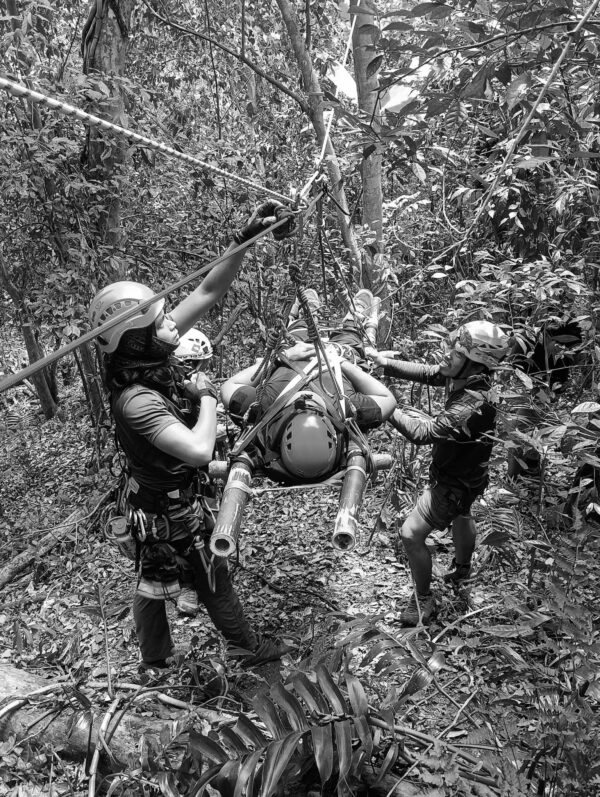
451, 515, 477, 565
400, 508, 435, 594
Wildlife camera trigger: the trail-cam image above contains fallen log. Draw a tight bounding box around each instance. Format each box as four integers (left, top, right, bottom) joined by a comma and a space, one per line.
0, 663, 227, 771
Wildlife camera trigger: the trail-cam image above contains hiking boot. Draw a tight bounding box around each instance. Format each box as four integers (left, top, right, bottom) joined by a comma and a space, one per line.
399, 592, 437, 627
443, 559, 472, 585
288, 288, 321, 322
345, 289, 381, 343
240, 637, 295, 667
177, 586, 200, 616
138, 658, 171, 676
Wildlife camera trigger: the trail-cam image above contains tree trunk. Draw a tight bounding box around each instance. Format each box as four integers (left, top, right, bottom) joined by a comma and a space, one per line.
76, 342, 108, 426
21, 323, 59, 420
82, 0, 135, 276
0, 255, 59, 419
352, 11, 388, 341
275, 0, 362, 280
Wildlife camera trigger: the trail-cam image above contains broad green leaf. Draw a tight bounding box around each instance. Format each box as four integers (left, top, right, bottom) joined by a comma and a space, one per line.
374, 742, 400, 784
506, 73, 533, 110
429, 4, 452, 18
188, 729, 228, 764
412, 2, 444, 16
292, 672, 330, 714
346, 674, 369, 716
514, 369, 534, 390
426, 96, 452, 117
219, 726, 249, 756
315, 664, 348, 714
234, 713, 269, 749
270, 682, 310, 730
572, 402, 600, 414
374, 651, 414, 675
353, 714, 373, 759
259, 732, 304, 797
383, 21, 413, 32
252, 694, 288, 739
188, 764, 223, 797
311, 724, 334, 784
359, 638, 402, 667
366, 55, 384, 79
335, 719, 353, 785
336, 626, 381, 650
480, 529, 512, 546
234, 751, 262, 797
462, 65, 489, 98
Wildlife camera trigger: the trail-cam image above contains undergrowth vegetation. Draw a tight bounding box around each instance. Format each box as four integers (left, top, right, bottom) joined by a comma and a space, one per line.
2, 0, 600, 795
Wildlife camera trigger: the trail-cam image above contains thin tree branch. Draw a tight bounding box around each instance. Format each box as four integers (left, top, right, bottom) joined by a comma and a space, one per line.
381, 18, 599, 90
139, 0, 308, 113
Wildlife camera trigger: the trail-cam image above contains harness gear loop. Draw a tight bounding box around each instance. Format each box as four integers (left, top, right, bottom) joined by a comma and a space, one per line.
194, 542, 217, 593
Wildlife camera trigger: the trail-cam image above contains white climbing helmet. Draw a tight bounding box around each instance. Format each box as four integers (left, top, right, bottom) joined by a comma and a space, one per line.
88, 281, 164, 354
280, 411, 339, 479
448, 320, 510, 368
174, 328, 213, 364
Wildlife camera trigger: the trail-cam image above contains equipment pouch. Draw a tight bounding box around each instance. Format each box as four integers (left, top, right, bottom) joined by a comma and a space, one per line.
108, 514, 137, 561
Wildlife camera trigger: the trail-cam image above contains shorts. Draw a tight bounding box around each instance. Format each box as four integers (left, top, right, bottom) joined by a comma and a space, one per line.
415, 483, 478, 530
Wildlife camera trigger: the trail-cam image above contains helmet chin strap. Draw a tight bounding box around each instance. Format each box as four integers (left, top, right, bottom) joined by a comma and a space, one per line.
451, 355, 475, 381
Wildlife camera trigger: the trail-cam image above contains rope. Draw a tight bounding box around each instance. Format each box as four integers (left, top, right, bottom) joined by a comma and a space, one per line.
0, 217, 291, 395
0, 75, 292, 205
298, 0, 362, 201
0, 188, 324, 394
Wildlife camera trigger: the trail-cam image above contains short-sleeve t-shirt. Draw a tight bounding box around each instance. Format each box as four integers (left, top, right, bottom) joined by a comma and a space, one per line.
229, 364, 382, 431
112, 385, 198, 493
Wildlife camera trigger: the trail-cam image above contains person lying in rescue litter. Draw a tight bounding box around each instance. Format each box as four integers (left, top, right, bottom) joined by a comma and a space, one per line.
88, 202, 295, 674
369, 321, 510, 626
220, 289, 396, 484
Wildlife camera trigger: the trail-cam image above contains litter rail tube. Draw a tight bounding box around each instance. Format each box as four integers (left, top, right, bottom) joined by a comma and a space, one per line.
209, 454, 254, 557
332, 449, 368, 552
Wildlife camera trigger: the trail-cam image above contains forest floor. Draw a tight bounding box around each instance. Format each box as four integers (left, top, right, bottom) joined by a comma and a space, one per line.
1, 371, 599, 797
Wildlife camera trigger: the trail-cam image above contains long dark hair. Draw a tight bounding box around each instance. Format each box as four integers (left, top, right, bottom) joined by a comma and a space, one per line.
103, 358, 179, 399
101, 324, 183, 400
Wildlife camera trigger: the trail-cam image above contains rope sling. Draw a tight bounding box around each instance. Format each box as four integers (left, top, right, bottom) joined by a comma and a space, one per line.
225, 239, 377, 486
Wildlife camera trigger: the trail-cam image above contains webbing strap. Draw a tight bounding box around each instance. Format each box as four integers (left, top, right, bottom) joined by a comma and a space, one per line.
230, 356, 320, 457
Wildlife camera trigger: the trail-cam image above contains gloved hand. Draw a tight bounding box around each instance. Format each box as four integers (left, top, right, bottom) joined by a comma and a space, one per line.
233, 201, 296, 245
186, 371, 218, 402
365, 347, 399, 367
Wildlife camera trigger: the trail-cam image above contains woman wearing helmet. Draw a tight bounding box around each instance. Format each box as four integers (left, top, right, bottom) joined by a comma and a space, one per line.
370, 320, 510, 626
89, 204, 294, 672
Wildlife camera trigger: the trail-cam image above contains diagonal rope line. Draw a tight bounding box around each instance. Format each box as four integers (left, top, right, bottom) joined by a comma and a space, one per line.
0, 191, 324, 395
317, 0, 360, 166
298, 0, 362, 200
0, 75, 292, 205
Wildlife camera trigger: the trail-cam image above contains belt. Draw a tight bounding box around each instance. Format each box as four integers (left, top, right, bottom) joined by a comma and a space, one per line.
127, 477, 195, 512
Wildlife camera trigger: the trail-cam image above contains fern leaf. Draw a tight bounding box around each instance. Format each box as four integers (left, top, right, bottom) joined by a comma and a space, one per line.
259, 732, 305, 797
315, 664, 348, 714
252, 694, 288, 739
311, 724, 334, 784
270, 682, 310, 731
